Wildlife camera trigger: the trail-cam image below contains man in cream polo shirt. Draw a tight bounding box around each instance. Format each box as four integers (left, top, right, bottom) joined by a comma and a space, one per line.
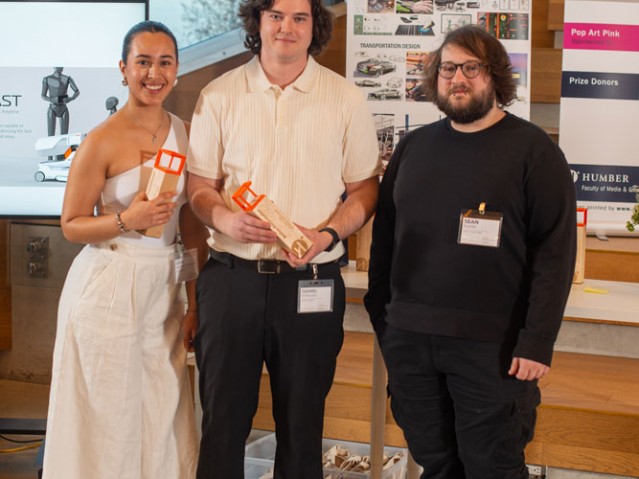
186, 0, 380, 477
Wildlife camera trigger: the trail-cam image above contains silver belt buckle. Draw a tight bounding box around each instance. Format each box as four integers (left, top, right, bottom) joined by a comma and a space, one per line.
257, 260, 280, 274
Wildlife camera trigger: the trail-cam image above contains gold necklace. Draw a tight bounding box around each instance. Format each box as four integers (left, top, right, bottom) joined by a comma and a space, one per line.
127, 109, 165, 144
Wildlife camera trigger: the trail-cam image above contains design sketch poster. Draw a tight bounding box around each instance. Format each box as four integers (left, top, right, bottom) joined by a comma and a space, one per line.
559, 0, 639, 235
346, 0, 532, 168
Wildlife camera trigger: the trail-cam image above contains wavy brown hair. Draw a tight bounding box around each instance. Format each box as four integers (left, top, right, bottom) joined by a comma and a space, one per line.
422, 25, 517, 107
238, 0, 333, 56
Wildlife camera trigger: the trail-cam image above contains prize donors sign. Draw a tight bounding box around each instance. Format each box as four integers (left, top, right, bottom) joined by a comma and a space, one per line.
559, 0, 639, 230
563, 24, 639, 100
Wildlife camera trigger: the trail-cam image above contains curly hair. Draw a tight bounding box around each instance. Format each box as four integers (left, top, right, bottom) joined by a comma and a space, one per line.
422, 25, 517, 107
238, 0, 333, 56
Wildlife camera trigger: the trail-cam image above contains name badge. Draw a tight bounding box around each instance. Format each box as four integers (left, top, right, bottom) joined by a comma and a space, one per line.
297, 279, 334, 314
174, 248, 199, 283
458, 203, 503, 248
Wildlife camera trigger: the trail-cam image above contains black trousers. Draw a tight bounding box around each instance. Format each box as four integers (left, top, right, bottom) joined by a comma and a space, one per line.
194, 254, 345, 479
380, 325, 540, 479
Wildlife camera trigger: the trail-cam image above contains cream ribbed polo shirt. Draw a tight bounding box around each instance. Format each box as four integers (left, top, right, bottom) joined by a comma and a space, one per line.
187, 55, 381, 262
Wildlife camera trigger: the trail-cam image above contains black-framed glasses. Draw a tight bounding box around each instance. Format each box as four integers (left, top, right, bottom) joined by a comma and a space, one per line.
437, 61, 488, 79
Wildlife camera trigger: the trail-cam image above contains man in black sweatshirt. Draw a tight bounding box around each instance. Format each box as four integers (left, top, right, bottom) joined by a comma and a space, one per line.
365, 25, 576, 479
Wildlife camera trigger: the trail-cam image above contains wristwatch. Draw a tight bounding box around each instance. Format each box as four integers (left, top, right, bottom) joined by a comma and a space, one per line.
319, 227, 340, 252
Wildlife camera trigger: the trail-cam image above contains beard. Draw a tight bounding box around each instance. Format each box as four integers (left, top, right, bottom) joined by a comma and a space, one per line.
434, 85, 495, 124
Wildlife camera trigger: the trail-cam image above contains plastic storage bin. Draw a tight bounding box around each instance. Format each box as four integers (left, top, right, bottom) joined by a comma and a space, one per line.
244, 433, 407, 479
244, 457, 275, 479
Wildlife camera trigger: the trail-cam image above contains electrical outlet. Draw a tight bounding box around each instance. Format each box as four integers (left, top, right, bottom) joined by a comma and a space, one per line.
27, 236, 49, 278
527, 464, 546, 478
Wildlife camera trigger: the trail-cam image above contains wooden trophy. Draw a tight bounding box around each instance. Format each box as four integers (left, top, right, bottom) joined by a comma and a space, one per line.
142, 149, 186, 238
573, 207, 587, 284
232, 181, 313, 259
356, 217, 374, 271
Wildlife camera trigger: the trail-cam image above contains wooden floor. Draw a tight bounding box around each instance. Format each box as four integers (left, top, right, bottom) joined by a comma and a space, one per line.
253, 331, 639, 477
528, 352, 639, 477
0, 380, 48, 479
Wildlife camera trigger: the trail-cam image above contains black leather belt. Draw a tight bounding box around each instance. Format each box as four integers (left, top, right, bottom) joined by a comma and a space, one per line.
210, 250, 335, 274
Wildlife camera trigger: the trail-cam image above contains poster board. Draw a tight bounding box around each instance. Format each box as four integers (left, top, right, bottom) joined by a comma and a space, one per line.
346, 0, 532, 169
559, 0, 639, 237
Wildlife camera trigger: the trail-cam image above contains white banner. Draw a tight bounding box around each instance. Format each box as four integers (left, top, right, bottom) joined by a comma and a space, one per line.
559, 0, 639, 236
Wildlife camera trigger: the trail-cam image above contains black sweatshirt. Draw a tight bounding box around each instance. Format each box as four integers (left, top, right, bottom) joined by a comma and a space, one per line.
364, 112, 576, 366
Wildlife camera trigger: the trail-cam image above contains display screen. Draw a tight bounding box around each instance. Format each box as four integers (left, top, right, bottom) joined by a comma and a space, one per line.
0, 1, 147, 217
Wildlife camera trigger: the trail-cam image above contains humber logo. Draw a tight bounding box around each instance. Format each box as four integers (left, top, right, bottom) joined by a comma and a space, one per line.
571, 169, 579, 182
570, 169, 629, 184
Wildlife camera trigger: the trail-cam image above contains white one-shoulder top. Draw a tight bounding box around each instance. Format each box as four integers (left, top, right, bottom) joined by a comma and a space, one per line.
99, 112, 188, 247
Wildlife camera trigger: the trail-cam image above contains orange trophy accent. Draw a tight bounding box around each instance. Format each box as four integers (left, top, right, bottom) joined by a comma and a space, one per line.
232, 181, 313, 259
142, 148, 186, 238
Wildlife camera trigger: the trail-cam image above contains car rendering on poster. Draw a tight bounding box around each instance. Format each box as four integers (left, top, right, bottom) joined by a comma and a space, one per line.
355, 79, 382, 87
356, 59, 396, 77
368, 88, 402, 100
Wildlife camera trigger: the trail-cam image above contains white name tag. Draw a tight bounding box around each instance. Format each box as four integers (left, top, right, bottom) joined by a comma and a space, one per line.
174, 248, 199, 283
297, 279, 334, 313
458, 209, 503, 248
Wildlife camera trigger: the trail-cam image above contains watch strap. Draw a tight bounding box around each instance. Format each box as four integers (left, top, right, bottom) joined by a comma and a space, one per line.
319, 227, 340, 252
